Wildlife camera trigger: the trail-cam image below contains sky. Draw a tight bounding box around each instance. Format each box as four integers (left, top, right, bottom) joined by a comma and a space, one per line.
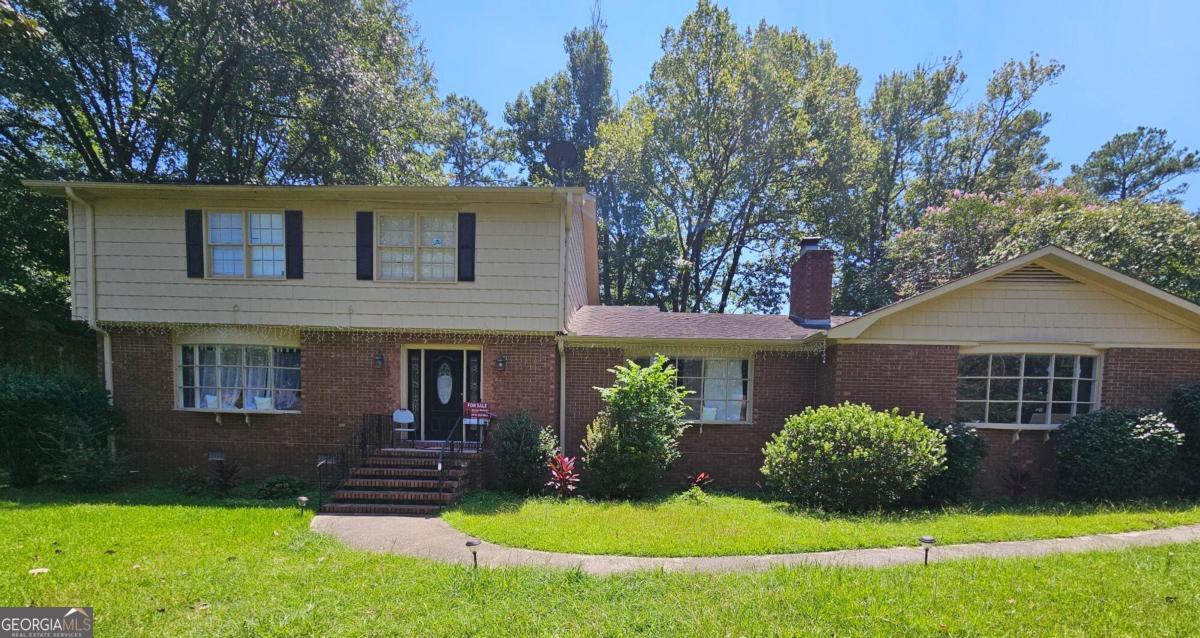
411, 0, 1200, 209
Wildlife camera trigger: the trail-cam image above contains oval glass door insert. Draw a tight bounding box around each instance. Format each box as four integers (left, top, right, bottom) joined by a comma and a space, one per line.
436, 362, 453, 405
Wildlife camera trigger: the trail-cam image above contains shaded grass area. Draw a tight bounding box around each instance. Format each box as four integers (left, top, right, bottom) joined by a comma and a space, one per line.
442, 490, 1200, 557
3, 484, 1200, 636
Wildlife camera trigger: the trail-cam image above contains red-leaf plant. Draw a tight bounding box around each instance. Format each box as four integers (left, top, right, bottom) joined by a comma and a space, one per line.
546, 454, 580, 498
687, 471, 713, 489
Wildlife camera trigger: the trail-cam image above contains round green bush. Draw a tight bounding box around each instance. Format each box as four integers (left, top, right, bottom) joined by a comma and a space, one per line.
1056, 409, 1183, 500
256, 475, 307, 500
920, 418, 986, 505
761, 403, 946, 512
582, 356, 691, 499
1168, 384, 1200, 495
493, 412, 557, 494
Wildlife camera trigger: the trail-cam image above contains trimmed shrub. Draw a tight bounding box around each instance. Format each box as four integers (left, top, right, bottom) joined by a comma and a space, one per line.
920, 418, 986, 504
761, 403, 946, 512
1168, 384, 1200, 495
0, 365, 123, 488
582, 356, 691, 499
493, 412, 557, 494
207, 460, 241, 497
257, 475, 306, 500
1056, 409, 1184, 500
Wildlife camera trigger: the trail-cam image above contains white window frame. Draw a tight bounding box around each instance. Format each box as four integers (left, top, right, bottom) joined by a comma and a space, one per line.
375, 212, 458, 282
178, 343, 301, 413
955, 353, 1099, 431
635, 356, 753, 424
204, 209, 287, 279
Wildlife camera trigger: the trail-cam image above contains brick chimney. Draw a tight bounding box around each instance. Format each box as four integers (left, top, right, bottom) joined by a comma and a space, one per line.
789, 237, 833, 328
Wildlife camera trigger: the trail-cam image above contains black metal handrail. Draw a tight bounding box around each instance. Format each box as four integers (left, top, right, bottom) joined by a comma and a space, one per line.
316, 414, 389, 510
436, 417, 465, 493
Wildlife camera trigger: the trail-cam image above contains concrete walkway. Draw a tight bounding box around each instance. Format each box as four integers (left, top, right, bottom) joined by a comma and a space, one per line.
310, 515, 1200, 575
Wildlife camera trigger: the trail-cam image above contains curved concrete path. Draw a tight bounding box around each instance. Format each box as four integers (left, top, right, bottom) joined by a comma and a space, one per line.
311, 515, 1200, 575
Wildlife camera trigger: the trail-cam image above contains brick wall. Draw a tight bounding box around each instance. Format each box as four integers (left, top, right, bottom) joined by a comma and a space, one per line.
562, 347, 819, 489
108, 327, 558, 481
819, 342, 958, 419
1101, 347, 1200, 411
975, 429, 1057, 498
562, 347, 623, 455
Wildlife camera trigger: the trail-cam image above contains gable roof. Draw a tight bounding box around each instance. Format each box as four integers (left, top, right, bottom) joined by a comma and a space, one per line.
565, 305, 853, 343
827, 246, 1200, 339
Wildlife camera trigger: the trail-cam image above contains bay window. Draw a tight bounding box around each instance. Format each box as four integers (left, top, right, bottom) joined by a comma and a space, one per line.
956, 353, 1096, 426
180, 344, 301, 411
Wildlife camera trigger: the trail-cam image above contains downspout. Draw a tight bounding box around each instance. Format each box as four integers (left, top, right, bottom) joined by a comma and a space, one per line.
65, 186, 115, 457
558, 338, 567, 452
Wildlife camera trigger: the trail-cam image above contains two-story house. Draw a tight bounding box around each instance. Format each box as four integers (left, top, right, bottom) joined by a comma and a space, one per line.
26, 181, 1200, 512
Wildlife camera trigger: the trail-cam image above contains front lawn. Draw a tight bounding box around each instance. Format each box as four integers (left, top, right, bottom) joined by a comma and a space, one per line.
442, 490, 1200, 557
4, 485, 1200, 636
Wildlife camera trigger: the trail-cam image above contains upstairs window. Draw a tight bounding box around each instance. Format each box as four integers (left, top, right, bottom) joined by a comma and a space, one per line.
634, 356, 751, 423
956, 354, 1096, 426
207, 210, 286, 278
377, 212, 457, 281
180, 344, 301, 411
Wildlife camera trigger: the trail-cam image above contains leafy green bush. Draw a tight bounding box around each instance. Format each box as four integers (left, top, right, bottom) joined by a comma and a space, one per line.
1056, 410, 1184, 500
40, 418, 127, 491
761, 403, 946, 512
256, 475, 306, 500
1169, 384, 1200, 495
493, 412, 556, 494
582, 356, 691, 499
207, 460, 241, 497
175, 467, 207, 496
0, 365, 123, 488
920, 418, 986, 505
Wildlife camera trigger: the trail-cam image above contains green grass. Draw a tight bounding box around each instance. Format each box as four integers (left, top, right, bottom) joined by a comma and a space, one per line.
442, 490, 1200, 557
4, 484, 1200, 636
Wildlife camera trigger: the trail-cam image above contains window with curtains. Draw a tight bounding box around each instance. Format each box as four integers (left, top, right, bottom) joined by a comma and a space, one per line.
206, 210, 286, 278
377, 212, 457, 281
634, 357, 751, 423
955, 353, 1096, 426
179, 345, 301, 411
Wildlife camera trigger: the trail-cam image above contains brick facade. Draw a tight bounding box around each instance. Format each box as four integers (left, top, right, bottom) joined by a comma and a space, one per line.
1100, 348, 1200, 411
108, 327, 558, 481
818, 343, 959, 420
563, 346, 819, 489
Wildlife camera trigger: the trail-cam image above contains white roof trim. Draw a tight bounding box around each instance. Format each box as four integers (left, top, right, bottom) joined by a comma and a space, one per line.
827, 246, 1200, 339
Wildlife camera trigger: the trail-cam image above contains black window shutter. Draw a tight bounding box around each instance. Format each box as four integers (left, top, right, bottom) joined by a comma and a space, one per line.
457, 212, 476, 282
356, 211, 374, 280
185, 209, 204, 278
284, 210, 303, 279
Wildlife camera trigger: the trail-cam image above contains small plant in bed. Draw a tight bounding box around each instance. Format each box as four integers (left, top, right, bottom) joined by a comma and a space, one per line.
494, 411, 557, 494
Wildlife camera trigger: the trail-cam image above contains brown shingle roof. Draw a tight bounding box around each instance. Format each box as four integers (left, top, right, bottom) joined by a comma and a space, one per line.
565, 306, 854, 341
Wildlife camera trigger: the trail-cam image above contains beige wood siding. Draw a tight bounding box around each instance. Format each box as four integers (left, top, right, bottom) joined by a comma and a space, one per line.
564, 196, 589, 320
857, 278, 1200, 345
80, 195, 565, 332
70, 202, 90, 322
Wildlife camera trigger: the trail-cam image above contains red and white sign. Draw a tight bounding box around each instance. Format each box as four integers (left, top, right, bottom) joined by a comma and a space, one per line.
463, 401, 492, 425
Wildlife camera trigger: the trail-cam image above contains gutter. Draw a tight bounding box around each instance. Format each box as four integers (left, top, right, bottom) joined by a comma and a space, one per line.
64, 187, 114, 406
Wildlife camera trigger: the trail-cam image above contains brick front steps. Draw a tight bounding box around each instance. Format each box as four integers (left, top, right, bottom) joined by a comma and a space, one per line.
320, 447, 477, 516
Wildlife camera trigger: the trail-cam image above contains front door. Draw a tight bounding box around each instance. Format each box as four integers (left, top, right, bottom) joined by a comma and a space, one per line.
423, 350, 464, 441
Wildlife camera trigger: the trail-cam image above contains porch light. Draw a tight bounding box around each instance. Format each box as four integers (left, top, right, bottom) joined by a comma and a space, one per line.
466, 539, 482, 569
373, 352, 385, 368
297, 496, 309, 513
495, 354, 508, 371
919, 535, 936, 565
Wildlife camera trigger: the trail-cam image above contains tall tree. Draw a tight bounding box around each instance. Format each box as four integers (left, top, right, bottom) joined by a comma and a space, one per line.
594, 1, 859, 312
1067, 127, 1199, 202
441, 93, 514, 186
0, 0, 444, 185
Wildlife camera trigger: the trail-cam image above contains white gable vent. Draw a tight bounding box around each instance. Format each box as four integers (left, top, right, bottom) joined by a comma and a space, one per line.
992, 263, 1079, 285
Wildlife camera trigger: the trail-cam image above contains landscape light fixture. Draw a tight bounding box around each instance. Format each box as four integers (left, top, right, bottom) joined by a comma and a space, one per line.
297, 496, 309, 513
466, 539, 482, 569
919, 535, 936, 566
